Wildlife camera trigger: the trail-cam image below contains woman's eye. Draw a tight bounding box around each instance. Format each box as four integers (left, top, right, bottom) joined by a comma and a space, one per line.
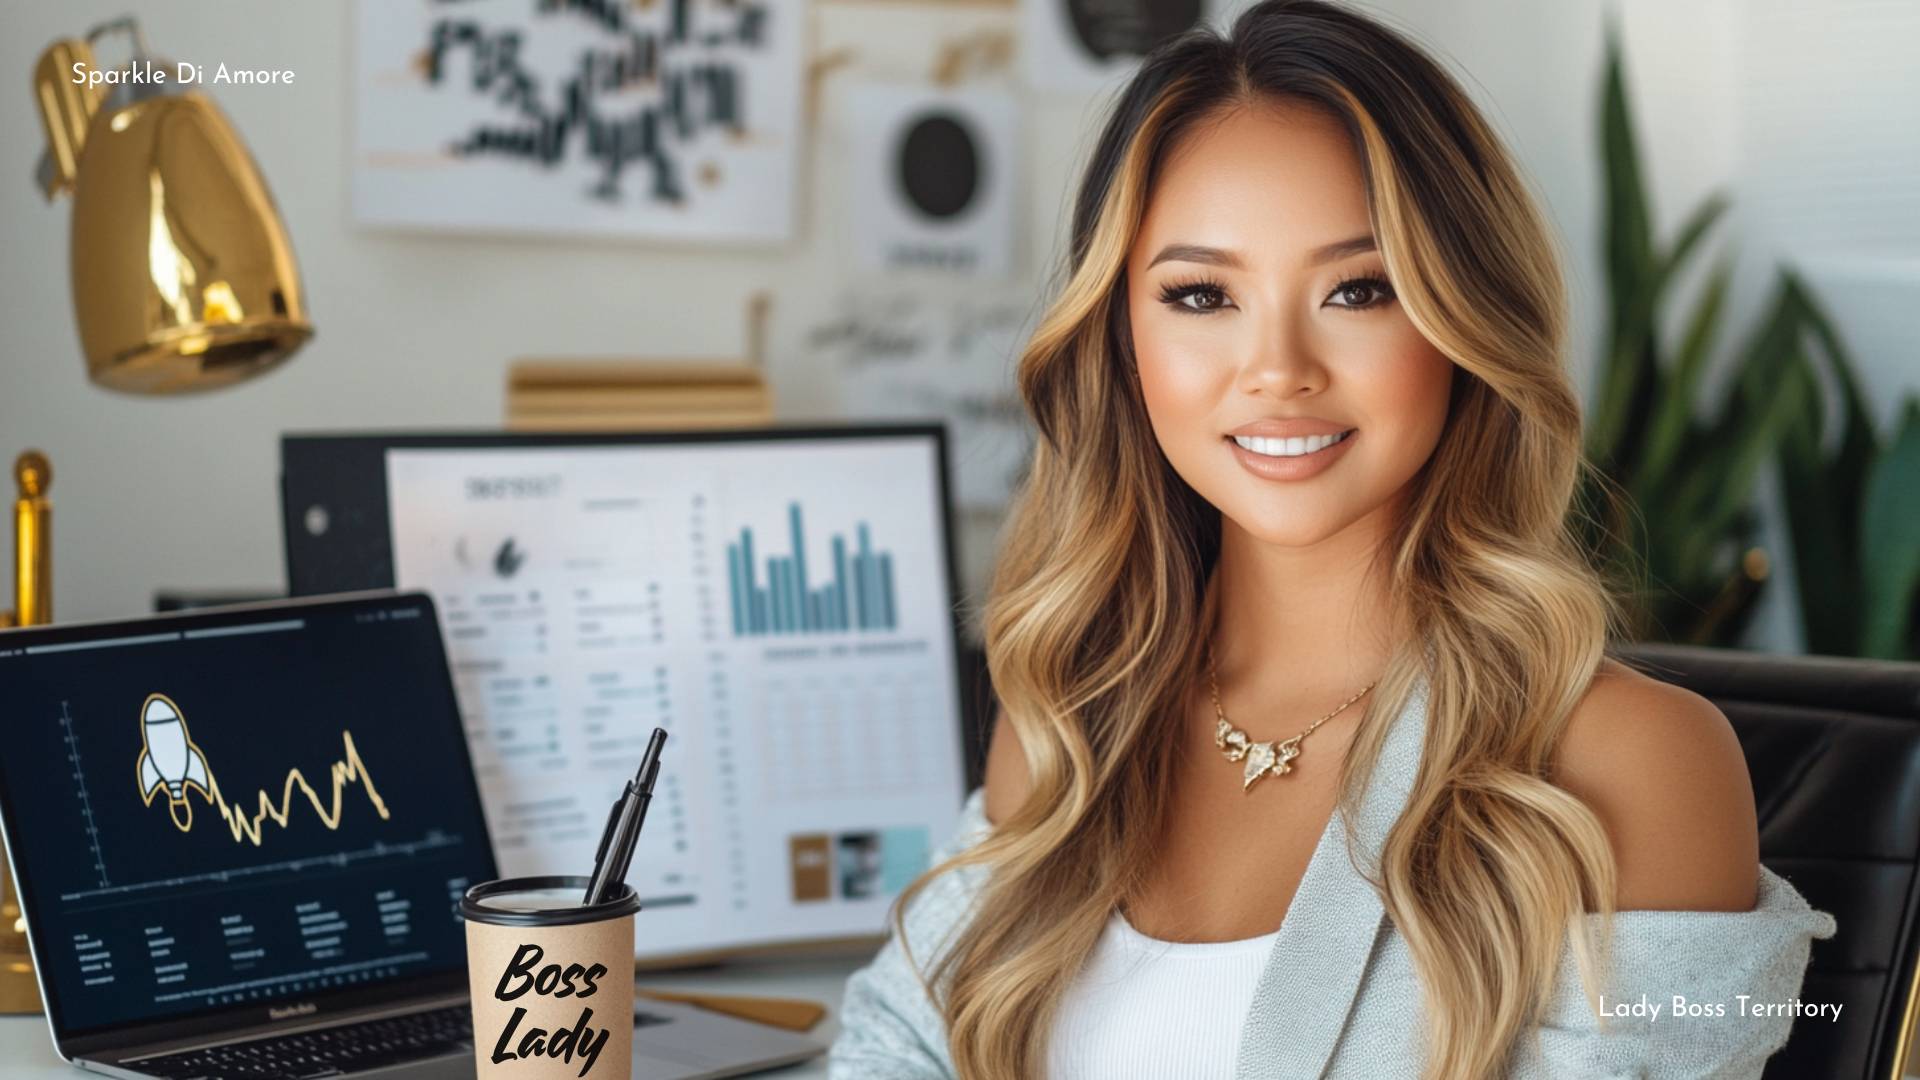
1327, 276, 1395, 310
1158, 283, 1232, 314
1183, 286, 1228, 312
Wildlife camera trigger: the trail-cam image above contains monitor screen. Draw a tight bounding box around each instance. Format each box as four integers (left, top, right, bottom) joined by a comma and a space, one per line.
0, 594, 497, 1039
281, 428, 971, 960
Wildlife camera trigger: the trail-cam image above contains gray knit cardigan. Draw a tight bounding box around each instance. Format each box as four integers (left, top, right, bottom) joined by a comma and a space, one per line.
828, 674, 1840, 1078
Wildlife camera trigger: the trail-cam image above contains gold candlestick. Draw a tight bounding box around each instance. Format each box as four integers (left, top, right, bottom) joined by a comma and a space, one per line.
11, 451, 50, 626
0, 450, 52, 1012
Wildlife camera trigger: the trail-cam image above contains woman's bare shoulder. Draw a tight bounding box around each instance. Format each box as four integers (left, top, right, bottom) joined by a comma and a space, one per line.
1553, 657, 1760, 912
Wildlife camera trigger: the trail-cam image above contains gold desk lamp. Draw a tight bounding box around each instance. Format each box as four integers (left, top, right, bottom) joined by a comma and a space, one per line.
0, 14, 316, 1013
0, 452, 52, 1012
33, 16, 313, 392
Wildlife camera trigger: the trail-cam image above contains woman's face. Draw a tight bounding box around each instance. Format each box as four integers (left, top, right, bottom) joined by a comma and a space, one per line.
1126, 100, 1455, 549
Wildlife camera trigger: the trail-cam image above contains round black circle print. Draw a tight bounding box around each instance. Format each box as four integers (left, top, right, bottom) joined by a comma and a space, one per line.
897, 112, 982, 222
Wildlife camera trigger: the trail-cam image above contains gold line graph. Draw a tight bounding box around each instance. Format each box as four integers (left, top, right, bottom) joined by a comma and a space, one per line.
135, 692, 391, 846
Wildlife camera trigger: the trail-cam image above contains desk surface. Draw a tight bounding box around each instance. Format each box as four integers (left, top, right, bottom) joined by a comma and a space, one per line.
0, 955, 860, 1078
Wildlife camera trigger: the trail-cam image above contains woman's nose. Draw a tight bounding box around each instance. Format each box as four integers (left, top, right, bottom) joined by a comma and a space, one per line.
1235, 303, 1326, 398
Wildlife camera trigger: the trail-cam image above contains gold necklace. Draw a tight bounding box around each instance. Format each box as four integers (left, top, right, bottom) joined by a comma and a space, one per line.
1208, 648, 1377, 793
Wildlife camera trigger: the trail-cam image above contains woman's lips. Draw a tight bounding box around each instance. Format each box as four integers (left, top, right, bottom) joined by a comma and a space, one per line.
1224, 428, 1357, 481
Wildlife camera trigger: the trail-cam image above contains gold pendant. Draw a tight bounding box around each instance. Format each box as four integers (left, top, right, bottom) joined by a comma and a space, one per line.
1215, 720, 1302, 792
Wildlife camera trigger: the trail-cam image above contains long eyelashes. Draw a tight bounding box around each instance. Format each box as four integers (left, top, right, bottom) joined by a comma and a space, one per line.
1156, 279, 1233, 313
1155, 272, 1397, 315
1326, 272, 1397, 311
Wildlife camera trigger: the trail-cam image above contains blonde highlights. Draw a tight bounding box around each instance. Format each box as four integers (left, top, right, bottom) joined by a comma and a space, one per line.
891, 3, 1630, 1077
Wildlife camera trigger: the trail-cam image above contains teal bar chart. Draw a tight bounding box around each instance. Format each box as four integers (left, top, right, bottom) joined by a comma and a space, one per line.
727, 502, 897, 635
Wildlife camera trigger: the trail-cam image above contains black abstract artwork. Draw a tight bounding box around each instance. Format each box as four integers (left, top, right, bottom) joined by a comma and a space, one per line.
420, 0, 770, 203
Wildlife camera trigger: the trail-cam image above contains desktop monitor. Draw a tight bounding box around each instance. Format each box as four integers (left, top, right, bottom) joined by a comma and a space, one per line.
279, 426, 972, 962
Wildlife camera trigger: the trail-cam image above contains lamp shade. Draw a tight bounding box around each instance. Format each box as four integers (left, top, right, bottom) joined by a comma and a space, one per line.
36, 37, 312, 394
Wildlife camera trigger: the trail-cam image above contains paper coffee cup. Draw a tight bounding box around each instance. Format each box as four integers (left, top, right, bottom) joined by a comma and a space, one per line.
462, 875, 640, 1080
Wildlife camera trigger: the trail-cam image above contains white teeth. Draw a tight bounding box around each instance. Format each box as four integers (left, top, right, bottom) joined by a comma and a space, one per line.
1232, 430, 1351, 458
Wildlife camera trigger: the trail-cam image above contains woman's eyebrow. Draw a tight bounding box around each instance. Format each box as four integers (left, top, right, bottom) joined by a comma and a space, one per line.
1145, 233, 1377, 271
1146, 242, 1246, 270
1307, 233, 1378, 264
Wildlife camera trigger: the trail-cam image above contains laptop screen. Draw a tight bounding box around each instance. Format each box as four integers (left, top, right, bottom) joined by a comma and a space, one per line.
0, 593, 497, 1041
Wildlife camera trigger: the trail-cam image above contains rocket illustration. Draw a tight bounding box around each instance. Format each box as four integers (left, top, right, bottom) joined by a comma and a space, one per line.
136, 693, 213, 831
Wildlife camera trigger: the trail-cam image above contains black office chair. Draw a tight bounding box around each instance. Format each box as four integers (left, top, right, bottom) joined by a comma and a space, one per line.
1617, 642, 1920, 1080
956, 640, 1920, 1078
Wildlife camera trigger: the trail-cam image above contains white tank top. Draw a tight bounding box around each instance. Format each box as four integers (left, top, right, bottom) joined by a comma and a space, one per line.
1046, 909, 1280, 1079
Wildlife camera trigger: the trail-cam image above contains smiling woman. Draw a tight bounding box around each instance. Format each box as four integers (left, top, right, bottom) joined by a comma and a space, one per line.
1128, 101, 1453, 531
828, 2, 1835, 1078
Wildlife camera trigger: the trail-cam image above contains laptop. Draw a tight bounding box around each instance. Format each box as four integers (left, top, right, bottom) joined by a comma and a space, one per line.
0, 591, 824, 1079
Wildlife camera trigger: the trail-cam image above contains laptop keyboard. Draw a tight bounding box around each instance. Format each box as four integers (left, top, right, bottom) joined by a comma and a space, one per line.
125, 1003, 676, 1079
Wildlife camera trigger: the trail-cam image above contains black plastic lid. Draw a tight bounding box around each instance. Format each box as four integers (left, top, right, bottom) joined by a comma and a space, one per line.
460, 875, 641, 927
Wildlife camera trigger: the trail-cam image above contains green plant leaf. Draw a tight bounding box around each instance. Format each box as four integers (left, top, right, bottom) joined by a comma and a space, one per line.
1789, 270, 1882, 491
1672, 287, 1807, 571
1633, 256, 1732, 493
1771, 272, 1881, 654
1590, 21, 1657, 464
1609, 196, 1728, 484
1652, 194, 1729, 303
1776, 351, 1860, 654
1728, 278, 1804, 427
1600, 22, 1654, 319
1860, 399, 1920, 658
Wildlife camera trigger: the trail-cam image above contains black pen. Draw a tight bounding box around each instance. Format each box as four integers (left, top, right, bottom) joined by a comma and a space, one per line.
582, 728, 667, 905
587, 798, 622, 886
605, 749, 661, 888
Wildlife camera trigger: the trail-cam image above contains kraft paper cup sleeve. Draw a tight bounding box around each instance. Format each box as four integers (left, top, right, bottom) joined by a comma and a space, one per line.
463, 875, 640, 1080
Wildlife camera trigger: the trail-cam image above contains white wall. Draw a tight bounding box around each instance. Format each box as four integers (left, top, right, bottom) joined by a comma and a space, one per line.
1, 0, 1911, 652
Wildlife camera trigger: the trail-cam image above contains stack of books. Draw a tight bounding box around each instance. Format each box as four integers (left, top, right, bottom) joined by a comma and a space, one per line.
506, 359, 774, 431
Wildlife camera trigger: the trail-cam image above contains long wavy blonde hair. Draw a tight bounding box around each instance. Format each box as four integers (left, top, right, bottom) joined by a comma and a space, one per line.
892, 2, 1634, 1077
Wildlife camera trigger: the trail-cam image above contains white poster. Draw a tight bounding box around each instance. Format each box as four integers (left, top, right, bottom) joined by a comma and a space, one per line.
811, 291, 1037, 509
845, 83, 1019, 279
353, 0, 804, 243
